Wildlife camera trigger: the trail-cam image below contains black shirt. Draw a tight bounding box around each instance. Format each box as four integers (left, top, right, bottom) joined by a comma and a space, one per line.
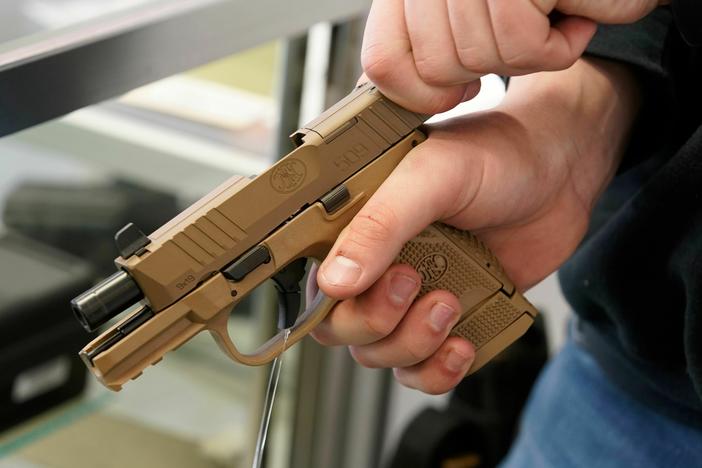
559, 5, 702, 426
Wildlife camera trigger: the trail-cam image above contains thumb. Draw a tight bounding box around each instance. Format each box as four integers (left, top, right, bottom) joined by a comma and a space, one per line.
317, 139, 481, 299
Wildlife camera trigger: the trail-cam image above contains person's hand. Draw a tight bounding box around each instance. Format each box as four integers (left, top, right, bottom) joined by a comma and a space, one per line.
310, 58, 640, 394
362, 0, 665, 114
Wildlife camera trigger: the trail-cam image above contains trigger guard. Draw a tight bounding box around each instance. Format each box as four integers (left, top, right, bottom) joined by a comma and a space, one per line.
212, 290, 337, 366
250, 291, 333, 359
282, 289, 327, 331
304, 262, 320, 302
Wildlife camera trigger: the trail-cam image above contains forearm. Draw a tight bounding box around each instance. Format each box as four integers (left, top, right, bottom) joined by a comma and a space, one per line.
499, 58, 641, 213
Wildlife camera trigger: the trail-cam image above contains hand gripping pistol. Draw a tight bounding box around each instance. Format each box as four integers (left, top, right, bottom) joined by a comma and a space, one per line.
71, 83, 538, 391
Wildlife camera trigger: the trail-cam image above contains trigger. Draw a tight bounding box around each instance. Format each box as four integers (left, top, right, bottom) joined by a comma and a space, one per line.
271, 258, 308, 329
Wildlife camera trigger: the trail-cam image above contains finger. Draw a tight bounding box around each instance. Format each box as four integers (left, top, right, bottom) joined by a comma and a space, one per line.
317, 136, 483, 299
394, 337, 475, 395
556, 0, 659, 23
349, 290, 461, 368
362, 0, 473, 113
543, 16, 597, 70
357, 72, 470, 103
310, 264, 420, 346
447, 0, 503, 75
486, 0, 595, 72
404, 0, 482, 86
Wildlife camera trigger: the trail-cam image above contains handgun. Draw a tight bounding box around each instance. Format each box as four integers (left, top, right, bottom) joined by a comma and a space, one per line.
71, 82, 538, 391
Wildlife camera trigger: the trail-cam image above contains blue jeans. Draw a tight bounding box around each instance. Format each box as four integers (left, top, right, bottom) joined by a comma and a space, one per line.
500, 339, 702, 467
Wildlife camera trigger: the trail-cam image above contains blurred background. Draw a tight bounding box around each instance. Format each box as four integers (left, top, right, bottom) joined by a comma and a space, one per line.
0, 1, 571, 467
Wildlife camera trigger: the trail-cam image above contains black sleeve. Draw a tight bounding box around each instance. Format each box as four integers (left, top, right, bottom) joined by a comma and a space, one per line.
586, 8, 672, 78
584, 8, 678, 170
673, 0, 702, 46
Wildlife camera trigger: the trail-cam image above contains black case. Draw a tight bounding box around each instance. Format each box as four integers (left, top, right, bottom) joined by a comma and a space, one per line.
3, 179, 179, 275
0, 233, 94, 432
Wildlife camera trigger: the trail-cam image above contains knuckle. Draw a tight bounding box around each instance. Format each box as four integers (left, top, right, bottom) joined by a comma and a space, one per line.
500, 48, 540, 70
415, 368, 455, 394
349, 346, 381, 369
490, 33, 541, 70
360, 311, 396, 341
346, 202, 398, 248
395, 369, 448, 395
404, 341, 433, 364
404, 326, 445, 363
414, 55, 452, 86
455, 46, 492, 74
362, 43, 397, 85
393, 368, 417, 389
421, 379, 453, 395
424, 91, 463, 115
400, 148, 468, 214
542, 42, 582, 71
404, 142, 449, 172
309, 326, 335, 346
495, 35, 554, 71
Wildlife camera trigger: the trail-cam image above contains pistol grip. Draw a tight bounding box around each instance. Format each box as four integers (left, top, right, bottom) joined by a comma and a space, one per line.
397, 224, 538, 375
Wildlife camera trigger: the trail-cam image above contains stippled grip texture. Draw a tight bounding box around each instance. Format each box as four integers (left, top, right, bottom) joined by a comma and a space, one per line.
396, 223, 538, 374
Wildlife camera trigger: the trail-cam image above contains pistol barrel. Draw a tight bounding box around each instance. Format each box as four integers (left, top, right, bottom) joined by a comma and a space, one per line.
71, 271, 143, 332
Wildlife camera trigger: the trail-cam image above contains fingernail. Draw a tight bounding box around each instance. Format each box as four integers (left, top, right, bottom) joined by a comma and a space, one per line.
389, 274, 418, 305
429, 302, 457, 332
322, 256, 362, 286
445, 348, 471, 373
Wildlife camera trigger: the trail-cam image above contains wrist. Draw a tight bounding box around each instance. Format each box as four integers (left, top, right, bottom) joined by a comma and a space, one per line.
497, 58, 641, 210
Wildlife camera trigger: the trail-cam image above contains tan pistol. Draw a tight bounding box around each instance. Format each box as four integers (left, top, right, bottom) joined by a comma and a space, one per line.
72, 83, 538, 391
